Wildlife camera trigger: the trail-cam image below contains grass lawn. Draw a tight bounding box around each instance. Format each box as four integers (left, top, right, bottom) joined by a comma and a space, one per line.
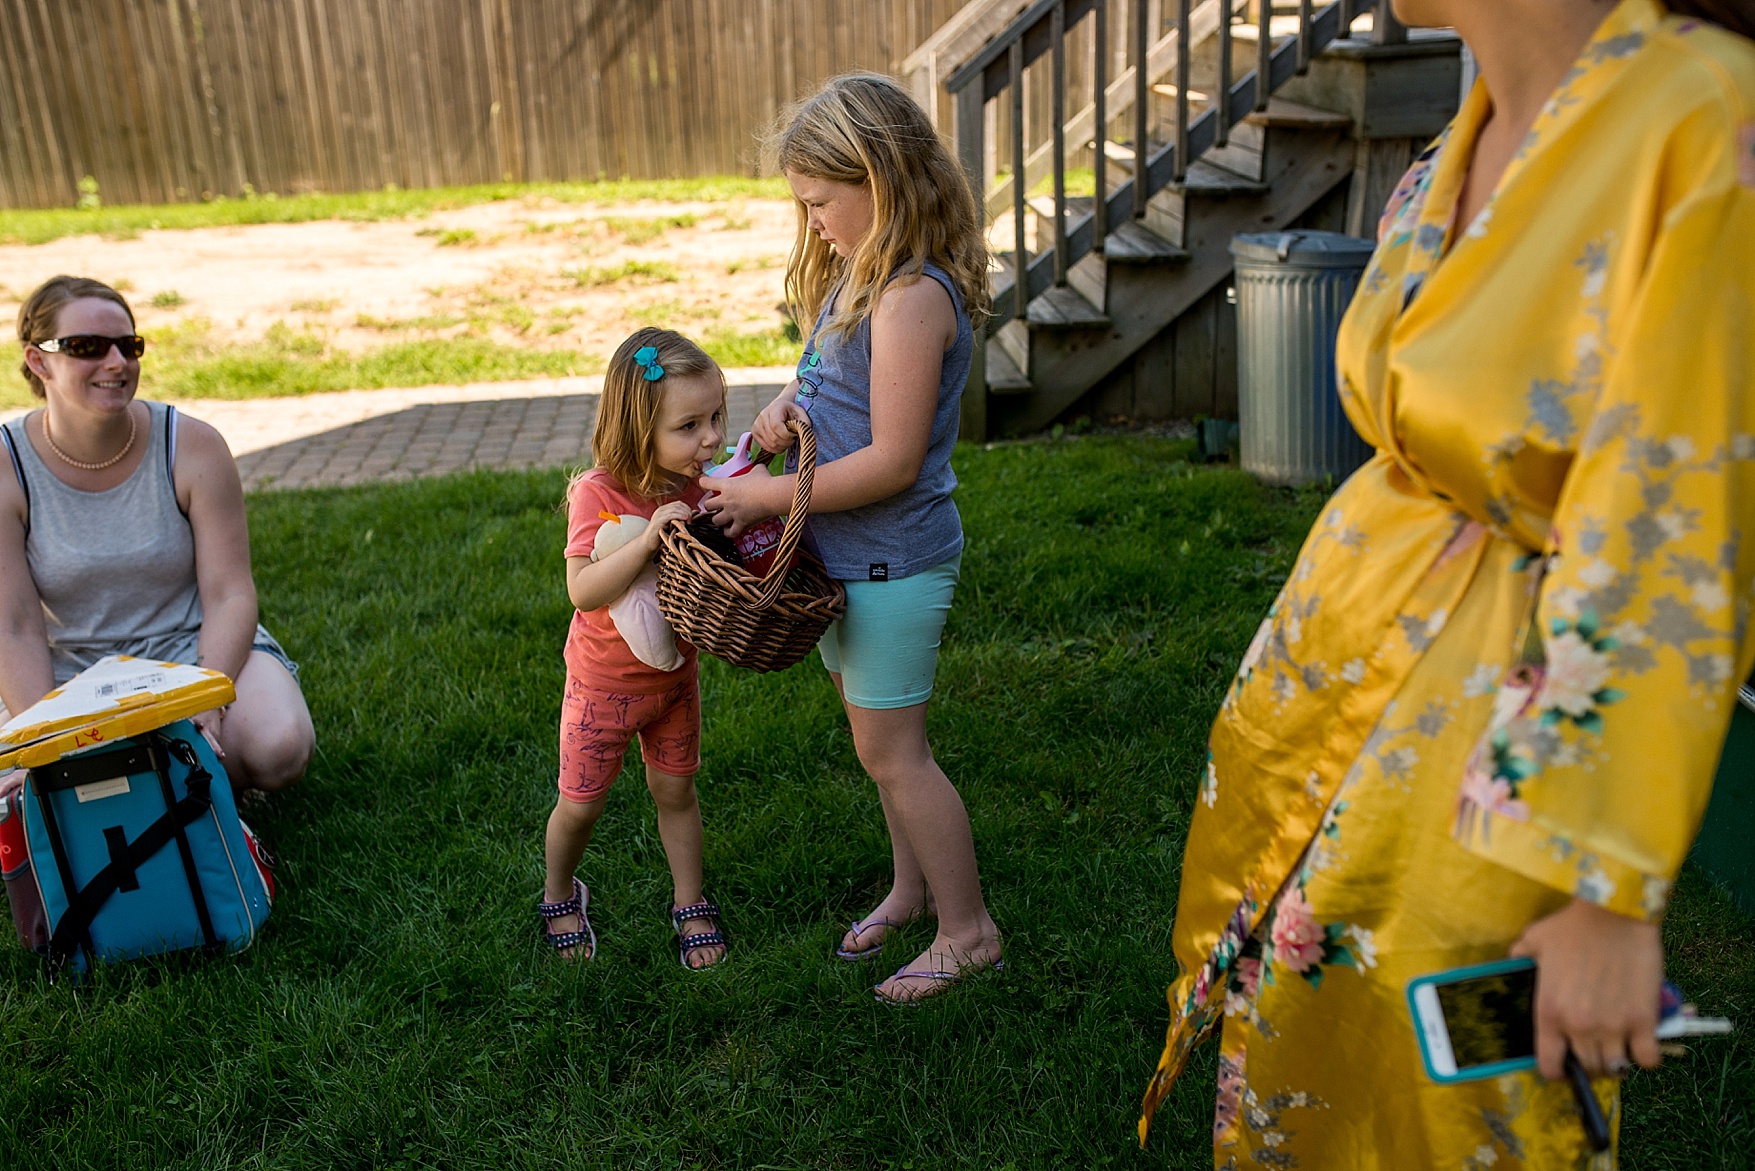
0, 436, 1748, 1168
0, 177, 792, 247
0, 174, 802, 409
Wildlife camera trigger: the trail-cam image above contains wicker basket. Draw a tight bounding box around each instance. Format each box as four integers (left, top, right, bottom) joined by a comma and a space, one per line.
656, 418, 846, 673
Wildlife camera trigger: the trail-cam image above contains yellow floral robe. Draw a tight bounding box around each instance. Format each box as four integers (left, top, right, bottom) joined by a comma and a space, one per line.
1140, 3, 1755, 1166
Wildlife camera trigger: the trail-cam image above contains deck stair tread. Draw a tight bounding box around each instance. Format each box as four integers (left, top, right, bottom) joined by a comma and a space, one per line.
1151, 82, 1210, 102
1026, 284, 1110, 329
1244, 97, 1354, 130
1171, 159, 1270, 196
1025, 194, 1095, 218
1102, 220, 1189, 264
1099, 138, 1167, 169
984, 339, 1033, 395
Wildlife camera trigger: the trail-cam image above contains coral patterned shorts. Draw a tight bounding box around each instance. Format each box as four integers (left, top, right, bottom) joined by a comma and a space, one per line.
558, 673, 701, 802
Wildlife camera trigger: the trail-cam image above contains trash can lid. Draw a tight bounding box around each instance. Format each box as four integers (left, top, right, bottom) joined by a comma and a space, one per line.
1230, 230, 1377, 268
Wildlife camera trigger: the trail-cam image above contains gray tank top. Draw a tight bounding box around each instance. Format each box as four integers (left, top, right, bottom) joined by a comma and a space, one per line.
1, 402, 205, 683
792, 261, 972, 581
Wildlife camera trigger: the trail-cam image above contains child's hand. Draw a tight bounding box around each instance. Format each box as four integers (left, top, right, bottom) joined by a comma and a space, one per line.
643, 502, 695, 552
752, 398, 810, 456
697, 470, 788, 538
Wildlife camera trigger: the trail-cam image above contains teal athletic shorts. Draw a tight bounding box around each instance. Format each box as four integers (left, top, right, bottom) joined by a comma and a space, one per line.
817, 555, 961, 710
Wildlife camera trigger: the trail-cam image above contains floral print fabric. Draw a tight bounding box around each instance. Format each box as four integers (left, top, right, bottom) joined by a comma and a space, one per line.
1141, 3, 1755, 1165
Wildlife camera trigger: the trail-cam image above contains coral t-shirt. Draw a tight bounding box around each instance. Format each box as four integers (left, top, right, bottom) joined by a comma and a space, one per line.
563, 469, 704, 692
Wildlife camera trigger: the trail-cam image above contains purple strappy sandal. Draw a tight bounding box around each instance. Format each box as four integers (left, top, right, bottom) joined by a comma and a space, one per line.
671, 898, 728, 970
537, 876, 597, 960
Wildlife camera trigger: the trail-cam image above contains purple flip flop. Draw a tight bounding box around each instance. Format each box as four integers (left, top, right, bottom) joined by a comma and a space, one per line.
835, 917, 911, 962
873, 957, 1006, 1005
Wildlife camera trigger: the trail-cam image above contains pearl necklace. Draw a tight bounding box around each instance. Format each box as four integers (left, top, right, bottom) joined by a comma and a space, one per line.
43, 407, 137, 471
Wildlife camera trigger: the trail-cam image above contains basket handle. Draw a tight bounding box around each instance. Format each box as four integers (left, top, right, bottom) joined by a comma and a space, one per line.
748, 416, 819, 610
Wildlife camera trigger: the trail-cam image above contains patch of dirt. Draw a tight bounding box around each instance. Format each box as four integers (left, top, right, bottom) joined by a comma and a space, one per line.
0, 197, 800, 361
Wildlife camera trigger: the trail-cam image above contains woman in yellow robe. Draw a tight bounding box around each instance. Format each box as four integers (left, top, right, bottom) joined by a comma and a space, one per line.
1140, 0, 1755, 1165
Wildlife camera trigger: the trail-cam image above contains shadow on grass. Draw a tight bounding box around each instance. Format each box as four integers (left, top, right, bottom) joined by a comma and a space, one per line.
0, 436, 1746, 1168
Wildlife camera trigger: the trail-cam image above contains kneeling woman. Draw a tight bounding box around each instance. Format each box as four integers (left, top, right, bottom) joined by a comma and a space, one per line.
0, 275, 313, 791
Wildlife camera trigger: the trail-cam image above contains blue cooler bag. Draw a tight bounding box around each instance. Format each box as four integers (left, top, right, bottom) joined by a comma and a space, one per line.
2, 718, 271, 975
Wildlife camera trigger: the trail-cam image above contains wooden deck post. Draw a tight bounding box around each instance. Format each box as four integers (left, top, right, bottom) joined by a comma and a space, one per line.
1372, 4, 1407, 46
1271, 19, 1459, 237
955, 82, 991, 442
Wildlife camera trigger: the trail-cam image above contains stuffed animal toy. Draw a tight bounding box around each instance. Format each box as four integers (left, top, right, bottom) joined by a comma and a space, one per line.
591, 511, 684, 671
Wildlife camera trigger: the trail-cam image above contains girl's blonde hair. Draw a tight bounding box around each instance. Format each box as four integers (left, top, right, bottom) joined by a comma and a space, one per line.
776, 72, 991, 341
589, 327, 725, 499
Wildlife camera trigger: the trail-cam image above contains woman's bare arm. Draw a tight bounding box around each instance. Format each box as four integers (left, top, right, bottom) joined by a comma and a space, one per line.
0, 466, 52, 715
177, 417, 258, 683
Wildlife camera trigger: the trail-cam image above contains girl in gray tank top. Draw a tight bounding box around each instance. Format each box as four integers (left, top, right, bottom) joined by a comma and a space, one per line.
791, 260, 972, 582
701, 73, 1004, 1004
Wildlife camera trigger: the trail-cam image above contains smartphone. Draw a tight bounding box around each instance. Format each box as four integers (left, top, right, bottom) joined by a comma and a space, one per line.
1407, 957, 1538, 1083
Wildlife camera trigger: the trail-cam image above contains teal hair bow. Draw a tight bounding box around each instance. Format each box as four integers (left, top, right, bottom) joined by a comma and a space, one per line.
633, 345, 665, 381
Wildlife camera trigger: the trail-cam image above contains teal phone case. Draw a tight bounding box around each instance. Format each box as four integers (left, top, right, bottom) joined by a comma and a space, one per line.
1406, 957, 1538, 1083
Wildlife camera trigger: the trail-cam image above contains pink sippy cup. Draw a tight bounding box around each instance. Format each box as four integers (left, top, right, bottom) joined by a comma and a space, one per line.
703, 433, 793, 578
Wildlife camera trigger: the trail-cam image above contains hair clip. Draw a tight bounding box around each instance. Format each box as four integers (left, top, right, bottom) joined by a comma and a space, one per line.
633, 345, 665, 382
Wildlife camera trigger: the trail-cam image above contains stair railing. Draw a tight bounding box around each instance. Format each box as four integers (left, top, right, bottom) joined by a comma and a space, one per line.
945, 0, 1405, 331
986, 0, 1230, 223
904, 0, 1036, 131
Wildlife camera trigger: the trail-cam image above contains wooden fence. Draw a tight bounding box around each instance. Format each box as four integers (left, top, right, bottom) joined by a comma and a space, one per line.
0, 0, 967, 209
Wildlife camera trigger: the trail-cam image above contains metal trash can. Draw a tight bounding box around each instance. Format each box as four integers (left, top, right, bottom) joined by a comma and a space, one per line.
1230, 230, 1377, 487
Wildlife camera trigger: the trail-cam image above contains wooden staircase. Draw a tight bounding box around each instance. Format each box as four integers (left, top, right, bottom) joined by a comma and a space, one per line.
936, 0, 1461, 438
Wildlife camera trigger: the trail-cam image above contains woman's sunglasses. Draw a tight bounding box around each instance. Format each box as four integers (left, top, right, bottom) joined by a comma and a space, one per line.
34, 334, 147, 360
